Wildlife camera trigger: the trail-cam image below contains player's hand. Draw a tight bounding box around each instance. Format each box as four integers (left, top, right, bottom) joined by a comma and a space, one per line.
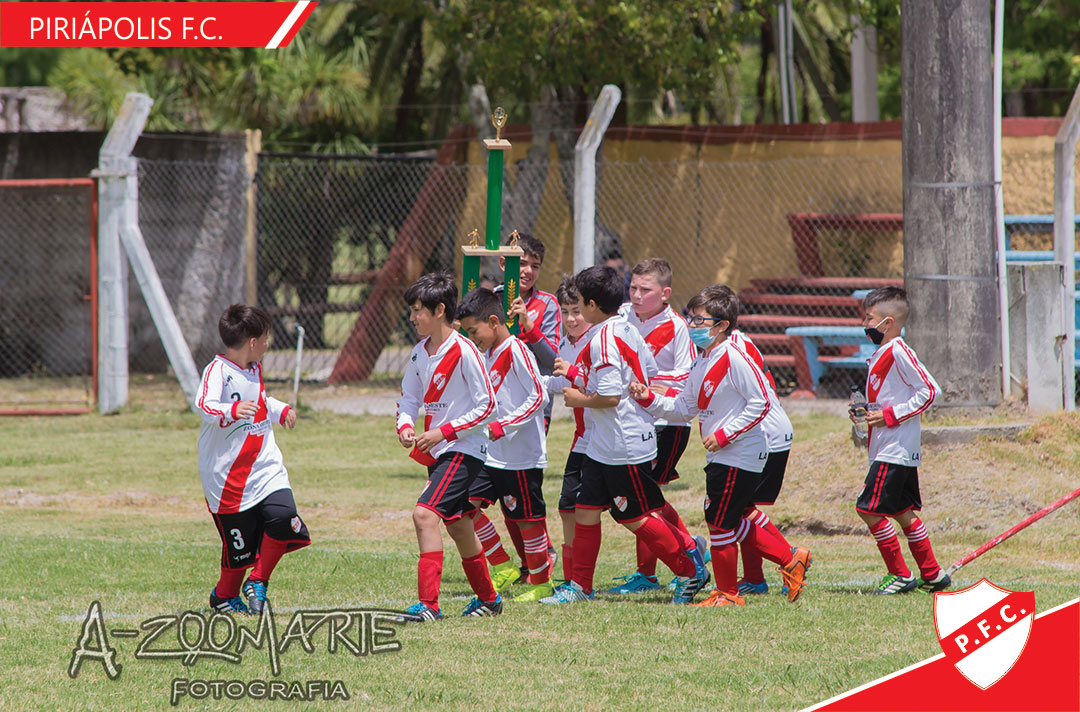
866, 410, 887, 428
510, 297, 534, 333
649, 384, 671, 396
628, 381, 650, 400
702, 433, 721, 452
553, 357, 571, 378
283, 408, 298, 430
562, 387, 589, 408
234, 400, 258, 419
398, 427, 416, 448
415, 429, 446, 452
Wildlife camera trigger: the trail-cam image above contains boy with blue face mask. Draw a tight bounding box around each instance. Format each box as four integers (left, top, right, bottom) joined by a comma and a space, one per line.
850, 287, 949, 595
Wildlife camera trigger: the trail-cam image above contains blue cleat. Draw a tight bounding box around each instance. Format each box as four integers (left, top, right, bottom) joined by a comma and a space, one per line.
403, 602, 443, 622
462, 594, 503, 617
603, 572, 662, 595
241, 578, 269, 614
539, 581, 594, 604
209, 588, 250, 614
737, 579, 770, 595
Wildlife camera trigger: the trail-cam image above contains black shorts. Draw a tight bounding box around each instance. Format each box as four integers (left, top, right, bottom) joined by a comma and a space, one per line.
558, 451, 585, 512
418, 451, 484, 522
210, 488, 311, 570
856, 461, 922, 516
753, 450, 790, 506
651, 425, 691, 485
703, 464, 761, 531
470, 465, 547, 522
577, 456, 666, 523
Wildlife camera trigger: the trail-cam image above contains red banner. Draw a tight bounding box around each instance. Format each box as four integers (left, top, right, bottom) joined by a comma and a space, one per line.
0, 2, 316, 48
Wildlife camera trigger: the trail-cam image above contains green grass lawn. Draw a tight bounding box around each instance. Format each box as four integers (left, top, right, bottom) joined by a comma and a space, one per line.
1, 381, 1077, 711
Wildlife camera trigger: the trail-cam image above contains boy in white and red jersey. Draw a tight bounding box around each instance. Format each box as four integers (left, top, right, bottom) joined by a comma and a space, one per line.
198, 304, 308, 615
456, 288, 555, 603
607, 258, 704, 594
852, 286, 949, 595
396, 273, 502, 621
631, 285, 812, 607
541, 266, 709, 605
721, 287, 800, 597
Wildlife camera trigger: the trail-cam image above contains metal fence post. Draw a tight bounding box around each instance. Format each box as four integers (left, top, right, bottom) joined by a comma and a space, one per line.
573, 85, 620, 273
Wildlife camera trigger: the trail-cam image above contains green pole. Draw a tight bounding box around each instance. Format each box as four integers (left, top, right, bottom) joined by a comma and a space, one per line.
485, 149, 503, 250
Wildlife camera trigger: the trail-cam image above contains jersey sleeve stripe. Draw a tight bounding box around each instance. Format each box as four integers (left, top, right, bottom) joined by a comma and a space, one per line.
198, 361, 227, 419
893, 341, 937, 421
505, 341, 545, 426
450, 338, 496, 433
725, 347, 771, 440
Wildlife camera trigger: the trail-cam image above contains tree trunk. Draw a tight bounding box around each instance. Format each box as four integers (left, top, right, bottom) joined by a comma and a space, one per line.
902, 0, 999, 408
756, 17, 775, 124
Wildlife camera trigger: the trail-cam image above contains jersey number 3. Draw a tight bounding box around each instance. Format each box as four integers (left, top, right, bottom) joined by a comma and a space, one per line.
230, 528, 245, 550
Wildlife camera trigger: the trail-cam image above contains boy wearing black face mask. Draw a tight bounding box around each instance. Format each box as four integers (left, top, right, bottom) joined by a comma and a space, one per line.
851, 287, 949, 595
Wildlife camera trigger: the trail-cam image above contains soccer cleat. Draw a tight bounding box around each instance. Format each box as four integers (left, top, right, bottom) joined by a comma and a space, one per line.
603, 572, 662, 595
548, 545, 559, 570
871, 573, 918, 595
513, 580, 556, 602
737, 579, 769, 595
462, 594, 503, 617
917, 571, 952, 594
490, 560, 523, 592
779, 546, 812, 602
209, 588, 250, 614
539, 581, 594, 604
692, 590, 747, 607
694, 535, 711, 565
403, 602, 443, 622
242, 578, 269, 614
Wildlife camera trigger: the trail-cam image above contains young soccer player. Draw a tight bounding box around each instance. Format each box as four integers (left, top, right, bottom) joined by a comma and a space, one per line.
607, 257, 704, 594
456, 288, 555, 602
541, 266, 709, 605
631, 285, 812, 607
395, 273, 503, 620
852, 286, 950, 595
198, 304, 309, 615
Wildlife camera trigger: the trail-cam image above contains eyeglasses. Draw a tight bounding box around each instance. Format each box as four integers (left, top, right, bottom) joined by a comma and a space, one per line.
683, 311, 725, 327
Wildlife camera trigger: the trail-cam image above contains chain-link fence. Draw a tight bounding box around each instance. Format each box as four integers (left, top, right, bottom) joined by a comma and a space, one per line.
0, 179, 95, 412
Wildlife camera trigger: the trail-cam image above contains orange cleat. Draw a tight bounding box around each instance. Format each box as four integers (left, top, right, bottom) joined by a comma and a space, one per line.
779, 546, 812, 602
692, 590, 746, 607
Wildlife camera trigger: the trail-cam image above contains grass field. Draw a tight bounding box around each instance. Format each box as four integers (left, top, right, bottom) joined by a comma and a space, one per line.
1, 379, 1077, 711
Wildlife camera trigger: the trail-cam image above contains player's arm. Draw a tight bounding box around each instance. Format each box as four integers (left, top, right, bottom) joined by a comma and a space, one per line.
518, 300, 559, 371
705, 349, 770, 451
196, 362, 238, 427
417, 345, 494, 451
876, 342, 939, 427
265, 395, 297, 430
633, 368, 697, 421
396, 358, 423, 447
490, 344, 547, 440
650, 321, 693, 388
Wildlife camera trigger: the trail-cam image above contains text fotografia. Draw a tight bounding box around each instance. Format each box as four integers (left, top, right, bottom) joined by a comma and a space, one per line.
171, 678, 348, 706
69, 600, 406, 692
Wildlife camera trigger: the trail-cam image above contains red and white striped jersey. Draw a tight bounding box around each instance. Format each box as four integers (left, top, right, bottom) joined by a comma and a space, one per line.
541, 323, 599, 454
396, 331, 495, 463
580, 316, 659, 465
484, 336, 548, 469
619, 303, 696, 426
866, 337, 939, 466
638, 339, 770, 472
730, 329, 793, 453
197, 355, 293, 514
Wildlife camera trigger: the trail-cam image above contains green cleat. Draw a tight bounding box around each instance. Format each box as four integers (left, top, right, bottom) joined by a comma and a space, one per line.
917, 571, 952, 594
871, 573, 918, 595
513, 580, 556, 602
490, 561, 522, 592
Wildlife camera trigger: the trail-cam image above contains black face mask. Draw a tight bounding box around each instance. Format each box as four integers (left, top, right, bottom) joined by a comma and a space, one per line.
864, 317, 889, 345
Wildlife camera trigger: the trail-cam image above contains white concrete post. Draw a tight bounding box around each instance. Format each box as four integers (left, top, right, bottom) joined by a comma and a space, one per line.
993, 0, 1010, 399
1053, 82, 1080, 410
851, 18, 879, 122
573, 85, 621, 273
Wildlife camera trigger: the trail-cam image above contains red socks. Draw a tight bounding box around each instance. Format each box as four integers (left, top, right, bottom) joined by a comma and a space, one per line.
636, 504, 693, 578
418, 551, 444, 610
473, 512, 511, 566
215, 566, 246, 598
902, 518, 942, 580
461, 552, 498, 603
249, 534, 289, 582
634, 516, 695, 578
561, 543, 574, 582
505, 518, 528, 564
709, 528, 739, 595
869, 518, 911, 577
739, 514, 792, 567
571, 522, 603, 594
522, 522, 552, 584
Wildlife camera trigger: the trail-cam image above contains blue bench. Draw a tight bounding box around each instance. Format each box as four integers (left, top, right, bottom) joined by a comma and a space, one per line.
786, 326, 877, 395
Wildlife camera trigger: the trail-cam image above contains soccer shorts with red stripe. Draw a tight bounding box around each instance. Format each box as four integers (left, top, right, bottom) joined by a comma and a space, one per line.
856, 461, 922, 516
470, 465, 547, 522
418, 451, 484, 522
703, 463, 761, 530
558, 451, 585, 512
576, 456, 665, 523
651, 425, 691, 485
752, 449, 790, 506
210, 488, 310, 570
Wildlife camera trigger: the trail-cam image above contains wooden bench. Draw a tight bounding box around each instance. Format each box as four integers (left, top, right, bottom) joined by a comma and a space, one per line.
785, 325, 874, 398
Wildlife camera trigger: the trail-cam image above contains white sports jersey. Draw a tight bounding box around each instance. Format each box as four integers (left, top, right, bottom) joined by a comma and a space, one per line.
730, 329, 793, 453
484, 336, 548, 469
541, 323, 598, 454
639, 339, 769, 472
197, 355, 293, 514
580, 316, 658, 465
396, 331, 495, 463
866, 337, 939, 467
619, 304, 696, 426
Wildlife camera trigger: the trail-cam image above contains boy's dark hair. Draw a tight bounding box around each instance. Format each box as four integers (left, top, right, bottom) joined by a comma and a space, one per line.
575, 265, 624, 314
219, 304, 272, 349
631, 257, 673, 288
862, 286, 909, 314
456, 287, 505, 323
509, 232, 545, 263
404, 272, 457, 324
685, 284, 739, 331
554, 274, 580, 306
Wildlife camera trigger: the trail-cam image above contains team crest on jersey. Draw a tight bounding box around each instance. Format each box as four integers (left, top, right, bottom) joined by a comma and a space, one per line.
704, 497, 711, 509
433, 373, 446, 390
648, 342, 661, 355
869, 373, 881, 391
490, 370, 503, 389
528, 309, 539, 322
290, 516, 302, 533
703, 380, 716, 398
503, 495, 517, 511
613, 496, 628, 512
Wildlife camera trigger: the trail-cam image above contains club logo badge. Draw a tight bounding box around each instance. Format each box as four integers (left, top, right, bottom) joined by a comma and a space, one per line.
503, 495, 517, 511
613, 496, 628, 512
